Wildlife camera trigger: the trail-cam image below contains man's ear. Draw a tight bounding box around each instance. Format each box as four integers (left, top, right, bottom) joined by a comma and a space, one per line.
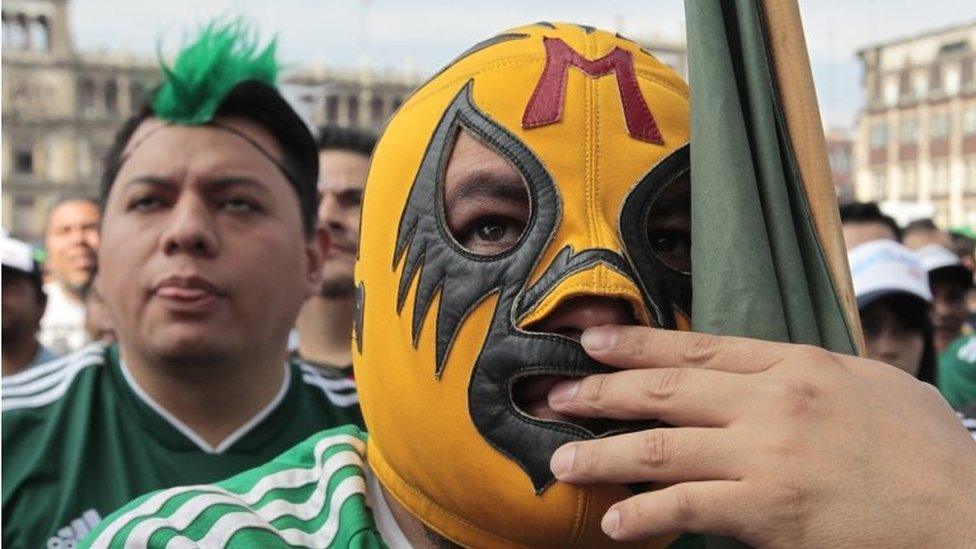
306, 227, 330, 293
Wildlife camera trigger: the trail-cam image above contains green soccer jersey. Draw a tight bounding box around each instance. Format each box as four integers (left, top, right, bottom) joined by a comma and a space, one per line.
2, 344, 365, 549
938, 334, 976, 409
82, 426, 384, 548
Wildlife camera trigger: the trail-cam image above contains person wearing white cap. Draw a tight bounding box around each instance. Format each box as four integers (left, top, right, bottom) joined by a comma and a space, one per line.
2, 236, 60, 376
916, 243, 974, 353
849, 240, 935, 380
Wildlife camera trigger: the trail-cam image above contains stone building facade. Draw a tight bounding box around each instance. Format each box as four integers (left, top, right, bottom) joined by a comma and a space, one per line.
2, 0, 157, 241
855, 22, 976, 228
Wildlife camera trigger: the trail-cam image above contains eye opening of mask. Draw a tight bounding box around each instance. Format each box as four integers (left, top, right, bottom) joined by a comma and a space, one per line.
439, 125, 532, 258
644, 168, 691, 275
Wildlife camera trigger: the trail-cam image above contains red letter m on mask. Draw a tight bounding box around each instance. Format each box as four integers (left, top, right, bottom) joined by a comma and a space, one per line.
522, 37, 663, 145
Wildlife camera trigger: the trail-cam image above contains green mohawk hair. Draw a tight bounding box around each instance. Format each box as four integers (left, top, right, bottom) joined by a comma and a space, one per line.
152, 19, 279, 125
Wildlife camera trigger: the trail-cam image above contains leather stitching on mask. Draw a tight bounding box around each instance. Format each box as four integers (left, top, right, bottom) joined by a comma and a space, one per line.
618, 143, 692, 322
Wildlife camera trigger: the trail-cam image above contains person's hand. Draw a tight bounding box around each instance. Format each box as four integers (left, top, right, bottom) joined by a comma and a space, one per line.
547, 326, 976, 547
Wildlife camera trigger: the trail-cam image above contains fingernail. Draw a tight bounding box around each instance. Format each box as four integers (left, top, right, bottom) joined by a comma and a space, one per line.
581, 327, 615, 351
550, 444, 576, 477
602, 508, 620, 536
548, 379, 580, 406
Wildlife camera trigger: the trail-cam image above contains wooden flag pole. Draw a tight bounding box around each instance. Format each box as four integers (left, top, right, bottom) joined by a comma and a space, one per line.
759, 0, 865, 353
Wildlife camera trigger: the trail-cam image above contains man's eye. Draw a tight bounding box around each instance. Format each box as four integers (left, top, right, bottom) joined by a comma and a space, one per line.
130, 196, 164, 211
476, 219, 507, 242
459, 216, 522, 254
220, 198, 260, 213
647, 228, 690, 272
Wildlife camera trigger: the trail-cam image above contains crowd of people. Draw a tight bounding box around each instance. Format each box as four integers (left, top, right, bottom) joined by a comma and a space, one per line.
1, 19, 975, 549
840, 202, 976, 411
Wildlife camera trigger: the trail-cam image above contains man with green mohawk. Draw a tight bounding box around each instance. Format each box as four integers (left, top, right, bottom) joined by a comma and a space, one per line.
1, 20, 363, 549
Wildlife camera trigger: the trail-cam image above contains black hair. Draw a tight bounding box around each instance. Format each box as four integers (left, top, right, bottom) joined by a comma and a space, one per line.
2, 265, 47, 308
838, 201, 902, 241
316, 125, 378, 157
100, 81, 320, 236
859, 293, 936, 384
903, 218, 941, 238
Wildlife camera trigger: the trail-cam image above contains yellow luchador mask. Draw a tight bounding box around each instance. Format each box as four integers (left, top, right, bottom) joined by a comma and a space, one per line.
354, 22, 690, 548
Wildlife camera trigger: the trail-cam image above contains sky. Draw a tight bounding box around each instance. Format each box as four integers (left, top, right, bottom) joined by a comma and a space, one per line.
70, 0, 976, 129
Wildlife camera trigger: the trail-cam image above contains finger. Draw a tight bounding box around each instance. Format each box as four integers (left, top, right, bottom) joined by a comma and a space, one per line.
601, 481, 750, 542
548, 367, 750, 426
581, 325, 790, 374
550, 427, 743, 484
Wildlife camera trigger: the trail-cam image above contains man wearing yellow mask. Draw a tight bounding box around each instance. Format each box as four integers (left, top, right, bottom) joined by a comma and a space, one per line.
86, 22, 976, 548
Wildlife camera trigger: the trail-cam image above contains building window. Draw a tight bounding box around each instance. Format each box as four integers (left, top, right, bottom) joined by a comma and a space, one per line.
901, 163, 918, 199
930, 113, 949, 139
931, 161, 950, 196
77, 78, 97, 116
6, 13, 29, 50
899, 118, 918, 143
869, 122, 888, 149
325, 96, 338, 124
963, 59, 974, 86
966, 157, 976, 194
929, 63, 943, 92
964, 108, 976, 135
347, 96, 359, 127
14, 196, 35, 235
105, 80, 118, 114
872, 169, 887, 200
369, 96, 384, 127
130, 82, 146, 111
30, 16, 49, 52
898, 69, 912, 98
14, 147, 33, 174
828, 150, 850, 175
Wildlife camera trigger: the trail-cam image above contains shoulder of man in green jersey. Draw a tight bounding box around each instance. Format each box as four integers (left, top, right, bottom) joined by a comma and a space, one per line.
2, 344, 364, 549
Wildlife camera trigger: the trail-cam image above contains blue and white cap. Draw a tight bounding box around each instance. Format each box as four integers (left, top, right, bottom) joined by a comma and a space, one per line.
848, 239, 932, 307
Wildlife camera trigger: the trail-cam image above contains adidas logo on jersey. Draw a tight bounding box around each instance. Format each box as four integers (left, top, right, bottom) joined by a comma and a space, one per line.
46, 508, 101, 549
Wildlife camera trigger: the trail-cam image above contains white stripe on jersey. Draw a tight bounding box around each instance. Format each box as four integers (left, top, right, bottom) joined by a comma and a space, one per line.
2, 352, 103, 398
296, 363, 356, 390
301, 373, 360, 407
958, 412, 976, 441
2, 344, 103, 389
89, 433, 365, 547
167, 476, 366, 548
1, 352, 104, 411
124, 450, 364, 545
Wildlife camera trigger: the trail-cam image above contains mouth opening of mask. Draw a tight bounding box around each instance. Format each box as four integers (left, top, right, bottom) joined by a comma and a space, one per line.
510, 374, 661, 436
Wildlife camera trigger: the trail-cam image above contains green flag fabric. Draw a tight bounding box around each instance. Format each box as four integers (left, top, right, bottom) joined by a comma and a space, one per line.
685, 0, 858, 354
684, 2, 859, 547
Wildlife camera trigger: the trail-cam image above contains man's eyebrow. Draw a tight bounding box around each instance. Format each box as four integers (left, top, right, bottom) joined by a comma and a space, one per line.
124, 175, 172, 188
123, 175, 272, 195
445, 170, 527, 208
209, 176, 272, 193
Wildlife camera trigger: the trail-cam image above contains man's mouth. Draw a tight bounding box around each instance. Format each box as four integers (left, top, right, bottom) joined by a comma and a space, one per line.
151, 275, 227, 313
67, 251, 96, 271
329, 241, 358, 257
512, 374, 657, 436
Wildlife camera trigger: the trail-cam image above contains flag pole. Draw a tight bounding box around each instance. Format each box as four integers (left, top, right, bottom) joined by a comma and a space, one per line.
759, 0, 865, 353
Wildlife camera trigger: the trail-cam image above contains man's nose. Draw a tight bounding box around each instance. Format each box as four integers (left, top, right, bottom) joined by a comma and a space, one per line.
317, 195, 343, 233
525, 296, 639, 341
160, 197, 219, 257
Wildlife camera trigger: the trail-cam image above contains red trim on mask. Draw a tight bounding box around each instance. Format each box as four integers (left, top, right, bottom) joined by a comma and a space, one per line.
522, 37, 663, 144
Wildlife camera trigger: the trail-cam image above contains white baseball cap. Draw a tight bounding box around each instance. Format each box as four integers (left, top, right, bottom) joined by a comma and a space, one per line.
1, 235, 38, 275
915, 243, 973, 288
848, 239, 932, 307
